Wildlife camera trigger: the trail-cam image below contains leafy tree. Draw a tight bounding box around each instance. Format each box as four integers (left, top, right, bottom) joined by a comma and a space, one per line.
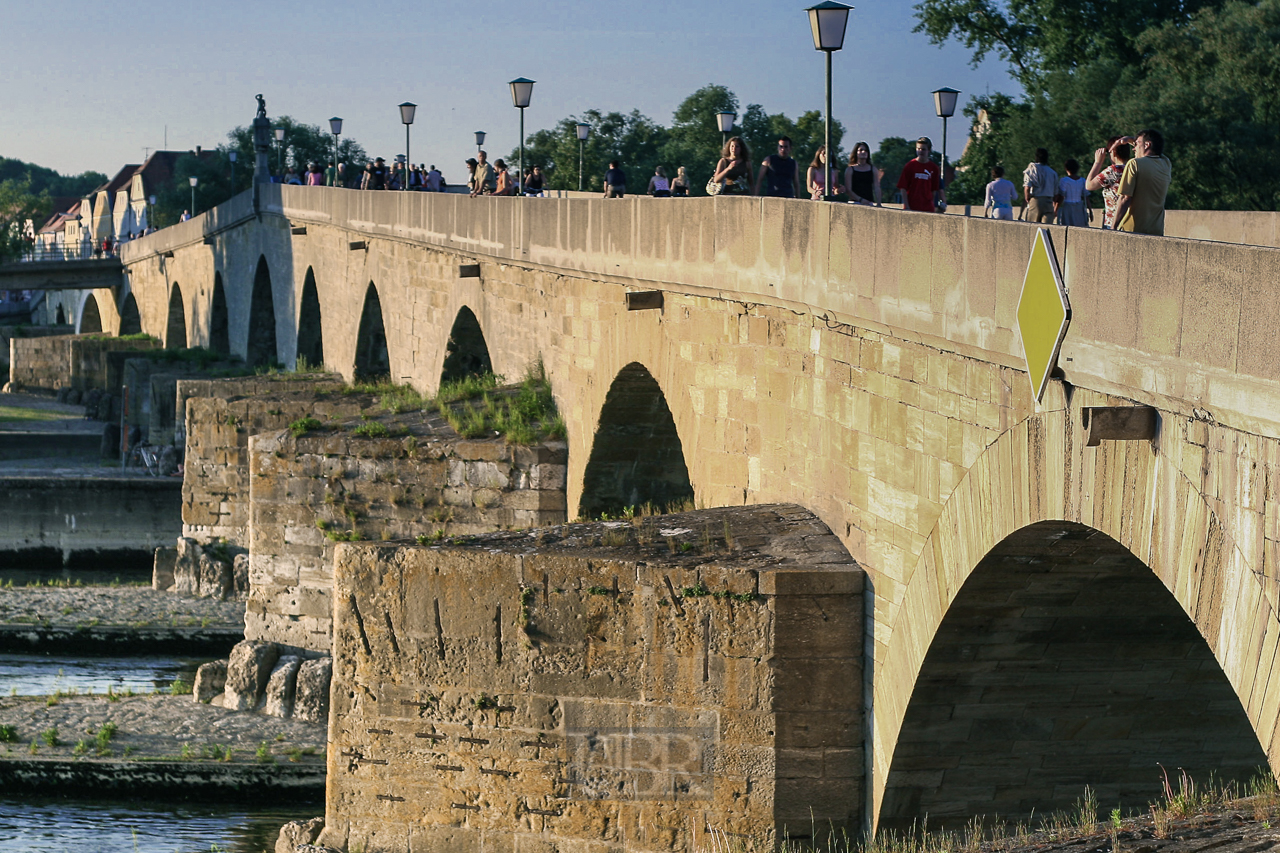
516, 110, 669, 192
912, 0, 1225, 90
152, 153, 236, 228
0, 158, 105, 200
0, 178, 46, 263
225, 116, 367, 192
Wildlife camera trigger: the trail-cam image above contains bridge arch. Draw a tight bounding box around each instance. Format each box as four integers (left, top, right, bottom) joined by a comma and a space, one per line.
578, 362, 694, 519
210, 273, 230, 356
440, 306, 493, 384
296, 267, 324, 370
875, 406, 1279, 829
118, 291, 142, 335
354, 282, 388, 381
247, 257, 278, 367
77, 293, 102, 334
166, 283, 187, 349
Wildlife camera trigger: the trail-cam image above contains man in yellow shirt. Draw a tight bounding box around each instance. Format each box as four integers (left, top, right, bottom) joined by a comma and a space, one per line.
1114, 129, 1171, 235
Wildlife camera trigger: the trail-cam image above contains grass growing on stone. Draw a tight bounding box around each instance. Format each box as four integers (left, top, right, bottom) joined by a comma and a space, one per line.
434, 366, 566, 444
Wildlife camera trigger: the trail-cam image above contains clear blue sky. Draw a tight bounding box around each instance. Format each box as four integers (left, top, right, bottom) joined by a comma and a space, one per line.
0, 0, 1019, 179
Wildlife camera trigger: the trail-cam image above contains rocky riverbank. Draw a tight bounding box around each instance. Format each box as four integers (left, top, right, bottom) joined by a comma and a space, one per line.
0, 693, 325, 800
0, 584, 245, 654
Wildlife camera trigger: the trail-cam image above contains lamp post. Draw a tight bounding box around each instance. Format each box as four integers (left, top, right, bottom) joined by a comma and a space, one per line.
474, 131, 486, 152
189, 176, 198, 216
509, 78, 535, 195
399, 103, 416, 192
274, 126, 285, 175
717, 111, 736, 147
932, 87, 960, 189
148, 195, 156, 233
576, 122, 590, 192
330, 117, 343, 187
228, 150, 237, 187
805, 1, 853, 202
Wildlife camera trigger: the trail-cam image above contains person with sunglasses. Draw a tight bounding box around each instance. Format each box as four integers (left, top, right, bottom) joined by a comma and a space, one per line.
755, 136, 800, 198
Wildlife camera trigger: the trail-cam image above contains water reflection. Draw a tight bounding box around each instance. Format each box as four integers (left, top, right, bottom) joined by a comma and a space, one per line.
0, 796, 316, 852
0, 654, 204, 696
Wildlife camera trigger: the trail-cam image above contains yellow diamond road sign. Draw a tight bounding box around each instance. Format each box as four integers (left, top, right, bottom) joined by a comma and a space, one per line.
1016, 228, 1071, 404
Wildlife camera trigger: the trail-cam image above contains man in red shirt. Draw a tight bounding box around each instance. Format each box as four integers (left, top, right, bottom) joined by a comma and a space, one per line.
897, 137, 946, 213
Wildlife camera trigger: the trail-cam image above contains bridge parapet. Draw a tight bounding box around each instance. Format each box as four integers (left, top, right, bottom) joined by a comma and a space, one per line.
262, 185, 1280, 438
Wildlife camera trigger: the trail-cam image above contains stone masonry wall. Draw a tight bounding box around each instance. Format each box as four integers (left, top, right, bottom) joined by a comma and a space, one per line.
246, 418, 567, 656
178, 375, 351, 548
9, 334, 77, 390
0, 326, 73, 375
321, 505, 862, 853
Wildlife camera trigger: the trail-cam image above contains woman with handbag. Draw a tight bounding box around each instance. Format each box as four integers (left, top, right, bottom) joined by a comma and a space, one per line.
708, 137, 753, 195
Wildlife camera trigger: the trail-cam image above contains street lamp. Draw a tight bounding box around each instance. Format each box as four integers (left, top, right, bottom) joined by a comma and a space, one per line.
274, 126, 285, 175
717, 111, 736, 147
932, 86, 960, 189
474, 131, 486, 152
399, 102, 416, 192
806, 0, 853, 201
189, 176, 198, 216
228, 150, 236, 187
576, 122, 590, 192
329, 117, 343, 187
509, 77, 535, 195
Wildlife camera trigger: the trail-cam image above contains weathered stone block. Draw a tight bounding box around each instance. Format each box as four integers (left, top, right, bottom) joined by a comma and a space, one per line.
275, 817, 325, 853
152, 546, 177, 591
294, 657, 332, 723
222, 640, 279, 711
262, 654, 302, 717
192, 659, 227, 704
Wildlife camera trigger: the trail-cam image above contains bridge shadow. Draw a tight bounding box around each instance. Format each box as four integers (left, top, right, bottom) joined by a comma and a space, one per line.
578, 362, 695, 519
296, 268, 323, 369
440, 306, 492, 384
78, 293, 103, 333
879, 520, 1267, 829
354, 282, 389, 381
166, 283, 187, 348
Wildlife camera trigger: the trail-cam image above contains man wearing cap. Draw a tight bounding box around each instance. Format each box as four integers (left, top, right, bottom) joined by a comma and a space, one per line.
896, 137, 945, 213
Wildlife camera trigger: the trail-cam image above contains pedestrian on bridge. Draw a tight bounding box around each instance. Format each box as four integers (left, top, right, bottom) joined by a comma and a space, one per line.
1113, 129, 1171, 236
603, 161, 626, 198
1021, 149, 1058, 223
897, 137, 944, 213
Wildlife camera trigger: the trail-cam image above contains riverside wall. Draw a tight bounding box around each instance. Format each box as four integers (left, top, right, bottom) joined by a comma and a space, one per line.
245, 419, 568, 655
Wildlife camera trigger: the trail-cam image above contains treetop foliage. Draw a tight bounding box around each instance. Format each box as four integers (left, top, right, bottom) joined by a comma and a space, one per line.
511, 84, 845, 196
919, 0, 1280, 210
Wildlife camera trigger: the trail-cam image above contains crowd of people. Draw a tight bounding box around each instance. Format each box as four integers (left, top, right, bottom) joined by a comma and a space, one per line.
982, 129, 1172, 234
307, 125, 1172, 236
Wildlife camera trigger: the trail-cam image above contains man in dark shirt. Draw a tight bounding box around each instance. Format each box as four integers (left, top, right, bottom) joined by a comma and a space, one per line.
604, 161, 626, 198
755, 136, 799, 197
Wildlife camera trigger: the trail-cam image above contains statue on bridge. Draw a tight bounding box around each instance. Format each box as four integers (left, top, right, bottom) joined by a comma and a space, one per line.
256, 94, 267, 119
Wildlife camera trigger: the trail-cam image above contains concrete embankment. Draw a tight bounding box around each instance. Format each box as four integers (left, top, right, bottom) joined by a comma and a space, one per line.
0, 757, 325, 801
0, 624, 242, 655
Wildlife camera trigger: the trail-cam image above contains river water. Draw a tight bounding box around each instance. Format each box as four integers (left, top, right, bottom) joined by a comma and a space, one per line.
0, 795, 317, 852
0, 653, 204, 696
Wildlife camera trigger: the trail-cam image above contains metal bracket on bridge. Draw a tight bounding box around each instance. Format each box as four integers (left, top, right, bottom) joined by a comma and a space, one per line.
458, 264, 481, 278
162, 251, 175, 259
1081, 406, 1158, 447
291, 226, 307, 235
626, 291, 663, 311
348, 240, 367, 251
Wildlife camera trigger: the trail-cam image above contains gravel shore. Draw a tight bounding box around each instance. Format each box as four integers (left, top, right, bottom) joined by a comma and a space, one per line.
0, 585, 244, 629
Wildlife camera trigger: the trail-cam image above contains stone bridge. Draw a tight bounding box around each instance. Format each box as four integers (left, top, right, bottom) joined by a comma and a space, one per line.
84, 185, 1280, 833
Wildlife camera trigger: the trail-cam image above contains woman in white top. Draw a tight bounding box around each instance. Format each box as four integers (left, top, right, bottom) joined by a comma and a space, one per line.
983, 166, 1018, 220
647, 166, 671, 197
1055, 158, 1090, 227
